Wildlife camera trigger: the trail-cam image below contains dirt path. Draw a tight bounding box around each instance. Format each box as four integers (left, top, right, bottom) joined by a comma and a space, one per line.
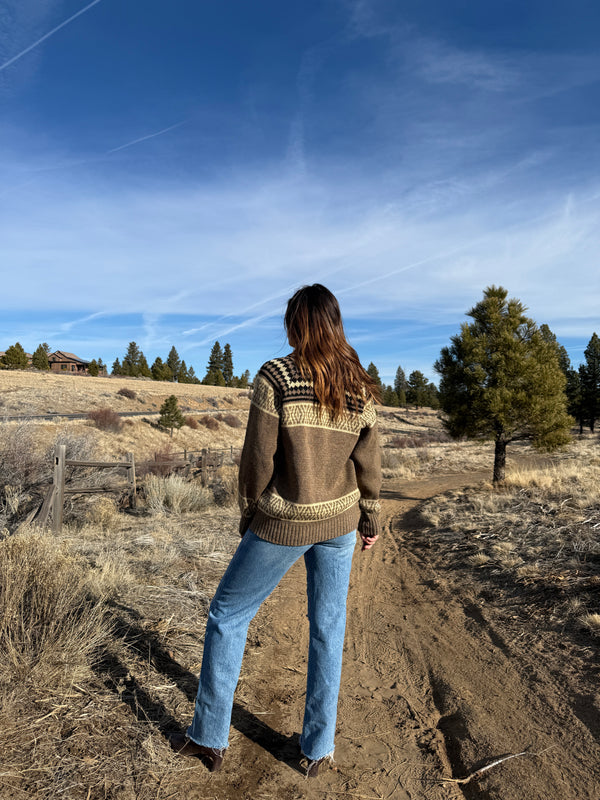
183, 473, 600, 800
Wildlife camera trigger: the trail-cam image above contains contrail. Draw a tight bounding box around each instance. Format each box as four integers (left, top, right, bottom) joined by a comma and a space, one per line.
107, 122, 185, 154
0, 0, 103, 72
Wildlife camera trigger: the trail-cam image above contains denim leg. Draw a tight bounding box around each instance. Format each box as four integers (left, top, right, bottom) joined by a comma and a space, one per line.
187, 530, 308, 749
300, 530, 356, 761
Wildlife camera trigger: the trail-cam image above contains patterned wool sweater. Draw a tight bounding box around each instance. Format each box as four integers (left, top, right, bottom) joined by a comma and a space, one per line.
238, 355, 381, 546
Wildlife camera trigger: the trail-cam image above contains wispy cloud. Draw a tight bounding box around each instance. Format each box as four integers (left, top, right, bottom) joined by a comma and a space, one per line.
107, 122, 186, 154
0, 0, 103, 72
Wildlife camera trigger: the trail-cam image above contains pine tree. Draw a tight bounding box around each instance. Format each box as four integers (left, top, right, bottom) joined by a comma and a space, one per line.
187, 365, 200, 384
138, 354, 152, 378
366, 362, 382, 388
177, 360, 189, 383
207, 342, 224, 375
166, 347, 181, 382
1, 343, 29, 369
214, 369, 226, 387
158, 395, 185, 437
238, 370, 251, 388
434, 286, 572, 483
394, 366, 407, 397
580, 332, 600, 433
88, 359, 99, 377
121, 342, 140, 376
32, 344, 50, 370
222, 343, 234, 386
111, 358, 122, 376
382, 385, 399, 406
407, 370, 428, 408
97, 358, 106, 376
151, 357, 171, 381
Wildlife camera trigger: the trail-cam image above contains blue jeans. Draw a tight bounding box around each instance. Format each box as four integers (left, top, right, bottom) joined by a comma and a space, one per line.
187, 528, 356, 761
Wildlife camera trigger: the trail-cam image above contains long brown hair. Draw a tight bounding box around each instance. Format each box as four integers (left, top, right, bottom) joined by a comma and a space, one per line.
284, 284, 381, 418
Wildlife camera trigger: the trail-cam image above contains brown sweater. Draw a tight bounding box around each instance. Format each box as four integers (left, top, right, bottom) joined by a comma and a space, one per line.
238, 355, 381, 546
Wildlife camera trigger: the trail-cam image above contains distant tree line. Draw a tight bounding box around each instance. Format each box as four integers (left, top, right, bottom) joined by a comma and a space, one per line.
366, 362, 440, 409
110, 340, 251, 387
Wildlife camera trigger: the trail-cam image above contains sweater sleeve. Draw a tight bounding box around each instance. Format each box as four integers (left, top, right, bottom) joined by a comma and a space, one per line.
350, 402, 382, 538
238, 372, 281, 535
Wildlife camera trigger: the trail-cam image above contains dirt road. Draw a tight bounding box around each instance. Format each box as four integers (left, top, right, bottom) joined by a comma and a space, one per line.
182, 473, 600, 800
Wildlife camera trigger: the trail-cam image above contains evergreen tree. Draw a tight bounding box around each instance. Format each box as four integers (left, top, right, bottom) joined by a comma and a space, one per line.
424, 382, 440, 410
207, 341, 224, 375
187, 365, 200, 384
571, 366, 585, 434
122, 341, 142, 377
223, 343, 234, 386
366, 362, 382, 388
239, 370, 251, 388
138, 353, 152, 378
1, 342, 29, 369
407, 370, 429, 408
151, 357, 171, 381
214, 369, 226, 387
177, 360, 189, 384
394, 366, 407, 397
97, 358, 106, 376
382, 385, 399, 406
580, 332, 600, 433
88, 359, 99, 377
434, 286, 572, 483
111, 358, 122, 376
41, 342, 51, 355
32, 344, 50, 370
158, 394, 185, 437
166, 346, 181, 382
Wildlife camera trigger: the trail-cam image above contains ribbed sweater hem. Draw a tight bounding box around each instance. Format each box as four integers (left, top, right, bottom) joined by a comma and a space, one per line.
250, 505, 361, 547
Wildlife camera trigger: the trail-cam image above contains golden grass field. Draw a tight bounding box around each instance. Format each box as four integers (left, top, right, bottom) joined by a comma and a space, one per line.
1, 370, 599, 799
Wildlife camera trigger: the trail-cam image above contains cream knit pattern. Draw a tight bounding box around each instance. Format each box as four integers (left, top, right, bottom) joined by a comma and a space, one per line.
238, 355, 381, 546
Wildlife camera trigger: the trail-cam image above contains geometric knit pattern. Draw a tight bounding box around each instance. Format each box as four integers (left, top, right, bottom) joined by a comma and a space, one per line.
255, 355, 376, 434
260, 355, 367, 415
257, 488, 361, 522
358, 498, 382, 514
251, 374, 281, 418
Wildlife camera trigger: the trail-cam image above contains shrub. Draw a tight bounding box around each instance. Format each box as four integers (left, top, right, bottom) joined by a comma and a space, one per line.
199, 415, 219, 430
0, 531, 111, 688
144, 474, 213, 514
116, 387, 137, 400
211, 464, 238, 507
184, 415, 199, 429
87, 408, 122, 432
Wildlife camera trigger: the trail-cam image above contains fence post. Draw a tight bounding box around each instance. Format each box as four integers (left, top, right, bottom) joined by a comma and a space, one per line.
201, 448, 208, 486
127, 451, 137, 508
53, 444, 66, 535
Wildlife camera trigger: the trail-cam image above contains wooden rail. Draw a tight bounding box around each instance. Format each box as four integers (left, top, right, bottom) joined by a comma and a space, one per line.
32, 445, 239, 532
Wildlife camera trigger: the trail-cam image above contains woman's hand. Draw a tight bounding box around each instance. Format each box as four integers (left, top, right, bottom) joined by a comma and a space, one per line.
360, 533, 379, 551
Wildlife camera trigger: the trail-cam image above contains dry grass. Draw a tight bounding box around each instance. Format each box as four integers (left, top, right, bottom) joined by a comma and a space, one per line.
417, 437, 600, 640
0, 499, 240, 799
0, 372, 253, 797
0, 370, 250, 417
144, 474, 213, 514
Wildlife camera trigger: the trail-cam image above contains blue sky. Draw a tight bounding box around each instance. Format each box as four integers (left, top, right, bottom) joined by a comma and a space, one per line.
1, 0, 599, 383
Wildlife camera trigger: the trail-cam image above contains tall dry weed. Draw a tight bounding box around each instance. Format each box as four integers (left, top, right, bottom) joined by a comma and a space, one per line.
0, 530, 112, 689
144, 474, 213, 514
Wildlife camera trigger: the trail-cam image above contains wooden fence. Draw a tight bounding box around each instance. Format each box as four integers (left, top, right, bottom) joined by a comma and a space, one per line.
31, 445, 241, 533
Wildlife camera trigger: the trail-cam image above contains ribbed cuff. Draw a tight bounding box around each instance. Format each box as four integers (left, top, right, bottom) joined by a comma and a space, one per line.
357, 510, 380, 539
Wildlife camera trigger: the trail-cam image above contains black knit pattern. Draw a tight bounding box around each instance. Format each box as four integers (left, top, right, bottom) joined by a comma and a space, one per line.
259, 356, 365, 414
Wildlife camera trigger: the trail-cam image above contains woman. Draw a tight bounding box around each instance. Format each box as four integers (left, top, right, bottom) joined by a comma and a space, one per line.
171, 284, 381, 777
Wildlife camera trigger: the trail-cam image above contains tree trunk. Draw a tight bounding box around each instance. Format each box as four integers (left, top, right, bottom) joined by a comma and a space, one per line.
493, 438, 507, 484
